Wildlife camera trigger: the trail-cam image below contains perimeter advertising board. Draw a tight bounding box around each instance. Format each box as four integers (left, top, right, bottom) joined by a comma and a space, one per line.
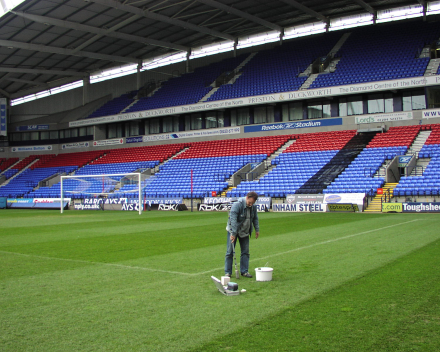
402, 202, 440, 213
272, 203, 326, 212
244, 118, 342, 133
286, 194, 325, 204
73, 197, 183, 210
327, 203, 359, 212
201, 197, 271, 212
8, 198, 71, 209
277, 193, 365, 212
11, 145, 53, 152
382, 202, 440, 213
324, 193, 365, 212
382, 203, 403, 213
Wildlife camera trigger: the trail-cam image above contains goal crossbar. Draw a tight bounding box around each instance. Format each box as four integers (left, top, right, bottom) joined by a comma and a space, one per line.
60, 173, 143, 215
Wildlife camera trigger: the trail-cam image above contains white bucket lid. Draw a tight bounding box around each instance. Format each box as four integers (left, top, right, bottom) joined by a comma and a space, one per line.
255, 267, 273, 272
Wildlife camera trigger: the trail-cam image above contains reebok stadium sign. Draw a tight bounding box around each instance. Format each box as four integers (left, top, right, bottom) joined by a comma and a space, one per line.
244, 118, 342, 133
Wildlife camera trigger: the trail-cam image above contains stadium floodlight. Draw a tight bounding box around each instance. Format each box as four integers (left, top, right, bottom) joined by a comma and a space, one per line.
283, 22, 327, 40
90, 64, 139, 84
142, 52, 188, 71
377, 4, 424, 23
237, 31, 281, 50
329, 13, 374, 31
428, 1, 440, 15
190, 41, 235, 60
60, 173, 144, 215
0, 0, 26, 18
11, 80, 83, 106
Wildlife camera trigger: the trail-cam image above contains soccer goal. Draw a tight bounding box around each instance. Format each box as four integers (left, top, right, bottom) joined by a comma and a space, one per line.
60, 173, 144, 215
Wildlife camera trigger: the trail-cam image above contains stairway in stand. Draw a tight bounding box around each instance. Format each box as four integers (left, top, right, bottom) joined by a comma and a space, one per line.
219, 185, 235, 197
364, 183, 398, 212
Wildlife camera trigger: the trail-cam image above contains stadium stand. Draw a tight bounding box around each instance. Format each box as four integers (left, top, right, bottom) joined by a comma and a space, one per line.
310, 21, 440, 89
1, 155, 39, 180
28, 144, 187, 198
207, 33, 342, 101
394, 124, 440, 197
228, 131, 362, 197
146, 136, 290, 198
86, 91, 138, 119
80, 20, 440, 118
0, 157, 19, 172
3, 124, 440, 201
0, 151, 104, 198
326, 126, 421, 195
125, 55, 246, 113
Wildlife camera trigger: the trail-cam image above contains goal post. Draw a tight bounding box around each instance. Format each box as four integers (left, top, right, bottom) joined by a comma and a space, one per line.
60, 172, 143, 215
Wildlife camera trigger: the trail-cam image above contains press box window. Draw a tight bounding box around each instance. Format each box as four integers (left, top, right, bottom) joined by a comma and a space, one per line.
339, 97, 363, 116
367, 93, 393, 114
125, 121, 140, 136
149, 119, 160, 134
254, 106, 275, 124
163, 116, 179, 133
307, 102, 330, 119
40, 131, 50, 140
205, 111, 224, 128
108, 123, 122, 138
230, 108, 250, 126
282, 102, 302, 121
191, 113, 202, 130
403, 90, 426, 111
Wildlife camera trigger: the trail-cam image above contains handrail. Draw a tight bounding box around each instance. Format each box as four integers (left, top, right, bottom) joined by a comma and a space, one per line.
412, 165, 424, 176
387, 167, 399, 183
364, 167, 375, 177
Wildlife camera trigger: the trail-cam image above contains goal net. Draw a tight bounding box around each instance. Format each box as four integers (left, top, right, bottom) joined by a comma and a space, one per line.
60, 173, 144, 214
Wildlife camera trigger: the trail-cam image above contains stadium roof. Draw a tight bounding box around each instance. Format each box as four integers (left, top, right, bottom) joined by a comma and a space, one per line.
0, 0, 437, 102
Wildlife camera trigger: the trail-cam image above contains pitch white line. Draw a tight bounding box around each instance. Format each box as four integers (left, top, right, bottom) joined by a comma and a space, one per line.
0, 219, 422, 277
0, 250, 194, 276
194, 219, 422, 276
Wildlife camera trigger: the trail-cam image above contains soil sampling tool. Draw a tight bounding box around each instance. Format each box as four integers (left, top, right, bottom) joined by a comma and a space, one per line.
232, 240, 239, 279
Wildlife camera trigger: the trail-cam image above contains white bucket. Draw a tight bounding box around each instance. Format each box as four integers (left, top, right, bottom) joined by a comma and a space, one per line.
255, 267, 273, 281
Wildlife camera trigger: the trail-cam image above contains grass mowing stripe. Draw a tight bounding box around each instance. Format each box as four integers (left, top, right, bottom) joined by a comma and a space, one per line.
194, 218, 421, 275
0, 250, 194, 276
1, 219, 421, 278
195, 238, 440, 352
0, 211, 227, 246
1, 211, 439, 352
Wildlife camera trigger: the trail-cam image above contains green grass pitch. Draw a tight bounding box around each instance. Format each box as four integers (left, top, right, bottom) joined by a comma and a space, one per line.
1, 209, 440, 351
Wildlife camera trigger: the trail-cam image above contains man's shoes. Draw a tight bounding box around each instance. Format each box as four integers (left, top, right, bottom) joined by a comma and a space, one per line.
224, 273, 231, 277
241, 272, 253, 278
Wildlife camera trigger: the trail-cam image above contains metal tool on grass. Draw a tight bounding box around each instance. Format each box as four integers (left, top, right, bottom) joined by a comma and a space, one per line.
232, 240, 239, 279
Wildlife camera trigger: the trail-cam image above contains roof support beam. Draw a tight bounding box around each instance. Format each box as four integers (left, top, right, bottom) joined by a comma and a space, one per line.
0, 39, 140, 64
351, 0, 375, 14
196, 0, 282, 32
0, 67, 88, 77
6, 77, 41, 85
11, 11, 189, 52
9, 77, 84, 100
279, 0, 329, 25
89, 0, 236, 41
0, 88, 10, 98
417, 0, 427, 19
